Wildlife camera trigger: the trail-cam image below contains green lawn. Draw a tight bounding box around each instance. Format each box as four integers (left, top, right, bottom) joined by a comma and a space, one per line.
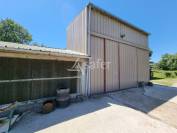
151, 78, 177, 86
151, 70, 177, 86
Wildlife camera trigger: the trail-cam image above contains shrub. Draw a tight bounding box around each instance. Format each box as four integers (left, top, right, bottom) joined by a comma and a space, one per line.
152, 69, 177, 79
171, 73, 176, 78
164, 71, 176, 78
164, 72, 172, 78
175, 72, 177, 76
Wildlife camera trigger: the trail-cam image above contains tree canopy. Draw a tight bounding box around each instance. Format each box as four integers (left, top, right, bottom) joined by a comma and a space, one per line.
157, 53, 177, 70
0, 18, 32, 44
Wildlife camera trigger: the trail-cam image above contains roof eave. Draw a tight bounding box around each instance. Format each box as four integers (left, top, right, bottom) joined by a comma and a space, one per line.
0, 46, 90, 60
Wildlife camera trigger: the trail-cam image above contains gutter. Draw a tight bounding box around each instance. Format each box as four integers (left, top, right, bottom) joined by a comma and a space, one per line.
0, 46, 91, 59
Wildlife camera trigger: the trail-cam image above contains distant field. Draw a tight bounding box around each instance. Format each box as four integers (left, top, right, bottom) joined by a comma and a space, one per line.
151, 70, 177, 86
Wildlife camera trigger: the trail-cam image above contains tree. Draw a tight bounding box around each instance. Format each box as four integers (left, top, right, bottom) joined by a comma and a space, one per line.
0, 18, 32, 44
149, 50, 153, 57
157, 53, 177, 70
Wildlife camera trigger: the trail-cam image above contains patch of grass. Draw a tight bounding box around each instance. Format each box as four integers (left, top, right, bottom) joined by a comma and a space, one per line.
151, 78, 177, 86
151, 69, 177, 86
152, 70, 165, 79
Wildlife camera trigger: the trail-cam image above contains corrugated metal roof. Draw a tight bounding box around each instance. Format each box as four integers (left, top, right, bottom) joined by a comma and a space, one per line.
88, 3, 149, 35
0, 41, 88, 58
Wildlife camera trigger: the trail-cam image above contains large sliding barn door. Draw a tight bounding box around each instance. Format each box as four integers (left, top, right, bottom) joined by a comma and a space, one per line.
90, 36, 104, 94
119, 44, 137, 89
90, 36, 139, 93
137, 48, 149, 82
105, 40, 119, 92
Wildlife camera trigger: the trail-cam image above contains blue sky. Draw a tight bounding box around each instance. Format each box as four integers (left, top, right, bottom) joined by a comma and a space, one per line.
0, 0, 177, 62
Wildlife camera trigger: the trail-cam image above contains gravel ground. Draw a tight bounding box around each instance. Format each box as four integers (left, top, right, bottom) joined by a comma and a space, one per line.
10, 85, 177, 133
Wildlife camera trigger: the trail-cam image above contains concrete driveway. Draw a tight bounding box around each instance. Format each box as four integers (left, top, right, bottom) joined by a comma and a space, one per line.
11, 85, 177, 133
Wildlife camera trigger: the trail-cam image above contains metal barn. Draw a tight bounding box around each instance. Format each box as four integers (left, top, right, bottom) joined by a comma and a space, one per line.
0, 3, 150, 104
67, 3, 150, 94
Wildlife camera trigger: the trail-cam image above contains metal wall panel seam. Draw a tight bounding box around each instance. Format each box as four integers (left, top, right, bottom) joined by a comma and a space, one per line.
118, 43, 120, 90
103, 38, 106, 93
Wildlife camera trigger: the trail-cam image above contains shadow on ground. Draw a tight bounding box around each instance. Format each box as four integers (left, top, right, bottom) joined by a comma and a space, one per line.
109, 85, 177, 128
11, 85, 177, 132
109, 85, 177, 112
11, 96, 117, 133
151, 77, 164, 80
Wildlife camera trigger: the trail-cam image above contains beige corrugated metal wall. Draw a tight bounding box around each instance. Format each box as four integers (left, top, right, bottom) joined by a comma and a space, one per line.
119, 44, 137, 89
67, 5, 150, 95
137, 48, 150, 82
90, 9, 148, 49
105, 40, 119, 92
89, 9, 149, 91
67, 7, 87, 54
90, 36, 104, 94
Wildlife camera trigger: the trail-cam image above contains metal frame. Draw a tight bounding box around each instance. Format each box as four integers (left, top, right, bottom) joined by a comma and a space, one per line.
0, 76, 81, 84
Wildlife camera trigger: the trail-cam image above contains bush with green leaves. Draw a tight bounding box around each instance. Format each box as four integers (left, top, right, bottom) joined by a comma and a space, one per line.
164, 72, 172, 78
164, 71, 176, 78
175, 72, 177, 76
152, 69, 177, 79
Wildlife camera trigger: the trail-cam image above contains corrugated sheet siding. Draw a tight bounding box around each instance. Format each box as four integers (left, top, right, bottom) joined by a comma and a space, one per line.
0, 58, 78, 104
105, 39, 119, 92
67, 7, 87, 54
119, 44, 137, 89
137, 48, 150, 82
66, 6, 150, 94
90, 36, 104, 94
90, 9, 148, 49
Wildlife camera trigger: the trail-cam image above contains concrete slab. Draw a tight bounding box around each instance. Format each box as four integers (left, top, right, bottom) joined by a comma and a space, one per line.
148, 101, 177, 128
109, 85, 177, 128
108, 89, 164, 113
145, 85, 177, 104
11, 93, 177, 133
